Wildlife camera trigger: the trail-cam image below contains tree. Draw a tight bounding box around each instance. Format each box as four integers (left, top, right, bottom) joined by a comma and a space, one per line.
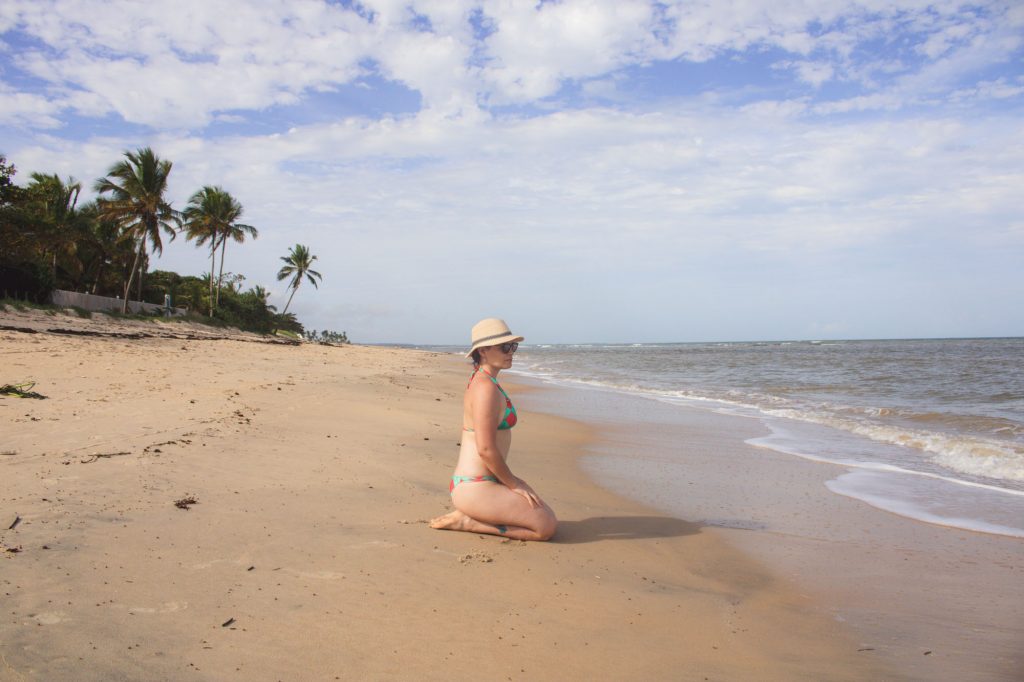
0, 155, 21, 210
276, 244, 321, 317
214, 208, 257, 308
94, 148, 178, 313
182, 186, 256, 315
250, 285, 274, 310
1, 160, 67, 301
305, 328, 349, 344
26, 173, 85, 281
0, 156, 34, 263
75, 203, 133, 295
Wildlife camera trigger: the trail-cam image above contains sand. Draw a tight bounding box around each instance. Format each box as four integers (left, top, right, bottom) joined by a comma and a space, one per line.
1, 308, 893, 681
522, 385, 1023, 681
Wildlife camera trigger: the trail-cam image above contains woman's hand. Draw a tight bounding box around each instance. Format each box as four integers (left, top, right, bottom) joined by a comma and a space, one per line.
510, 478, 542, 509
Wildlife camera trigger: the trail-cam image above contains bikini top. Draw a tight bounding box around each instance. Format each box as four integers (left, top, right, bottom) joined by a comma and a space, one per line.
463, 368, 518, 432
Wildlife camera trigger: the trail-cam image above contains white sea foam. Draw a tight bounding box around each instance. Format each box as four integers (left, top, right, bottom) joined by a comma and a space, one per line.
746, 430, 1024, 497
825, 470, 1024, 538
763, 408, 1024, 482
513, 339, 1024, 540
514, 364, 1024, 484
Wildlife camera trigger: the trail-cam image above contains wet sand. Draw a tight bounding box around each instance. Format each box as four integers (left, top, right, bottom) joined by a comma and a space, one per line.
516, 377, 1024, 682
1, 308, 891, 680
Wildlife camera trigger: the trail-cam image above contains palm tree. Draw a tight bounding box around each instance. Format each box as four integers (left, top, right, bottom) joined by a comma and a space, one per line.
250, 284, 274, 310
78, 207, 136, 296
182, 187, 220, 314
26, 173, 85, 281
215, 206, 257, 308
276, 244, 322, 316
93, 148, 178, 313
182, 186, 255, 315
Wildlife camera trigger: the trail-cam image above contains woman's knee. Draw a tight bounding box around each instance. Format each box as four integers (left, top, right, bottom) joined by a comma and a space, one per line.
535, 512, 558, 541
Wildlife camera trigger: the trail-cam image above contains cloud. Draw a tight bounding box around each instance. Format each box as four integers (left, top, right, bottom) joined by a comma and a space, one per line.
35, 102, 1004, 269
3, 0, 1019, 131
787, 59, 835, 87
2, 1, 1022, 340
0, 83, 64, 128
949, 77, 1024, 102
4, 0, 371, 127
477, 0, 655, 103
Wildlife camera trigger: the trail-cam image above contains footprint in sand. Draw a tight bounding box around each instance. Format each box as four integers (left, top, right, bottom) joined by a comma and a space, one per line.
32, 611, 68, 625
459, 551, 493, 564
189, 556, 252, 570
125, 602, 188, 614
283, 569, 347, 580
348, 540, 400, 549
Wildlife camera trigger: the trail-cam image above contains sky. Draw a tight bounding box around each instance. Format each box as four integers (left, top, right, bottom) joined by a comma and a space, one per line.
1, 0, 1022, 344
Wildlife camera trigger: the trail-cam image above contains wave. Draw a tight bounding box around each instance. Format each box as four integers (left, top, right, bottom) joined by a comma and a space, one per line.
746, 431, 1024, 497
510, 365, 1024, 485
824, 471, 1024, 538
763, 408, 1024, 482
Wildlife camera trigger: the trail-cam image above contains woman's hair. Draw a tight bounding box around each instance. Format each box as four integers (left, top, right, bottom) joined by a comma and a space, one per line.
471, 349, 482, 365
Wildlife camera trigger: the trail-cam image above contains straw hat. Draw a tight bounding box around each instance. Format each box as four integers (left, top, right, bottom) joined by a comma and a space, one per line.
466, 318, 524, 357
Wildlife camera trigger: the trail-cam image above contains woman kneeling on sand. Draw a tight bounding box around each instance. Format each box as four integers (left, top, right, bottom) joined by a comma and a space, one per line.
431, 319, 557, 541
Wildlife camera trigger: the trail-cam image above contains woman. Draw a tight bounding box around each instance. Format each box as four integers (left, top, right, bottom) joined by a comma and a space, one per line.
430, 318, 557, 541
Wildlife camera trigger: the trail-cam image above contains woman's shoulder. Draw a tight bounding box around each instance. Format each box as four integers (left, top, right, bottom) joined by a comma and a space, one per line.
467, 370, 501, 400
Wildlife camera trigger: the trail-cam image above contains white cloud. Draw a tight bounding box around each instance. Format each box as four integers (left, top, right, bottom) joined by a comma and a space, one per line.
2, 0, 1021, 128
478, 0, 654, 103
949, 77, 1024, 102
0, 84, 64, 128
6, 0, 370, 127
9, 99, 1022, 340
788, 60, 835, 87
44, 103, 1016, 261
918, 19, 973, 59
2, 1, 1022, 340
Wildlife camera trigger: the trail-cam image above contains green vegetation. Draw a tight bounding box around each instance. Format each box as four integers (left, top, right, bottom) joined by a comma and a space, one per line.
93, 148, 179, 313
0, 151, 339, 340
182, 185, 257, 316
305, 329, 349, 344
276, 244, 322, 317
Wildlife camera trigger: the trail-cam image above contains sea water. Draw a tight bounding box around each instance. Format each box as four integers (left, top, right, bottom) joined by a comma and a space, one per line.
503, 338, 1024, 538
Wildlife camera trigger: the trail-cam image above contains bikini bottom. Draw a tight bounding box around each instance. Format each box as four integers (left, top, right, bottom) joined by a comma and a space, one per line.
449, 474, 499, 493
448, 475, 507, 534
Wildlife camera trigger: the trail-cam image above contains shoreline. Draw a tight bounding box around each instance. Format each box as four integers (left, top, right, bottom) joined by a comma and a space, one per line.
1, 317, 892, 680
507, 373, 1024, 681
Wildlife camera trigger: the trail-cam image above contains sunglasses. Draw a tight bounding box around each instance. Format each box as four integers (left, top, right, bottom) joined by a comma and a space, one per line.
498, 342, 519, 354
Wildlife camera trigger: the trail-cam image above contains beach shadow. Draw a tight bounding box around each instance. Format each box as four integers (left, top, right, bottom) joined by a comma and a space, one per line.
554, 516, 701, 544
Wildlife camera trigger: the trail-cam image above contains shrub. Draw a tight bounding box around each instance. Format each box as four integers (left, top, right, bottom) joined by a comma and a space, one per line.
0, 261, 55, 303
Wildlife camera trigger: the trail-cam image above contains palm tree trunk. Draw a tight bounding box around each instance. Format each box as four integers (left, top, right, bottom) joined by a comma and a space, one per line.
209, 237, 216, 317
272, 283, 300, 335
122, 240, 144, 314
281, 282, 300, 316
216, 236, 227, 307
136, 262, 143, 303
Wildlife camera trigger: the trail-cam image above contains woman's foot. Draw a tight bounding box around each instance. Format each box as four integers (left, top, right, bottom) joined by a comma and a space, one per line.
429, 509, 473, 530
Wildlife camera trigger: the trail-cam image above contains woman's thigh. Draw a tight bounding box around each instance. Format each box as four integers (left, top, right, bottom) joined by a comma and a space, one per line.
452, 482, 556, 531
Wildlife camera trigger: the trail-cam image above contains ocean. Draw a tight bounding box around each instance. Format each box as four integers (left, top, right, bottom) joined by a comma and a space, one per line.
501, 338, 1024, 538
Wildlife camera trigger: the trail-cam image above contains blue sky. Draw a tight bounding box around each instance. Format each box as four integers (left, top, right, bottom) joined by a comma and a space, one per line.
1, 1, 1022, 343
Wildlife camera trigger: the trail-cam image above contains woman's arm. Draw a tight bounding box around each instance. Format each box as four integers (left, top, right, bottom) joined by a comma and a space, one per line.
470, 380, 541, 508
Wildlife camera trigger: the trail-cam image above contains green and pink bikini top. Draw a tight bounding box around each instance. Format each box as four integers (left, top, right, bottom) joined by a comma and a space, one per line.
463, 368, 518, 432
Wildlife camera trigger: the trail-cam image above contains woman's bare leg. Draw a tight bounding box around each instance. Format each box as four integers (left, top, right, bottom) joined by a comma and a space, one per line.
432, 482, 557, 541
430, 509, 543, 541
429, 510, 464, 528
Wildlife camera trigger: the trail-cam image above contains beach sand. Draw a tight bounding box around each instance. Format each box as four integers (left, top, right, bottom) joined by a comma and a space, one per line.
517, 376, 1024, 682
1, 309, 892, 681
